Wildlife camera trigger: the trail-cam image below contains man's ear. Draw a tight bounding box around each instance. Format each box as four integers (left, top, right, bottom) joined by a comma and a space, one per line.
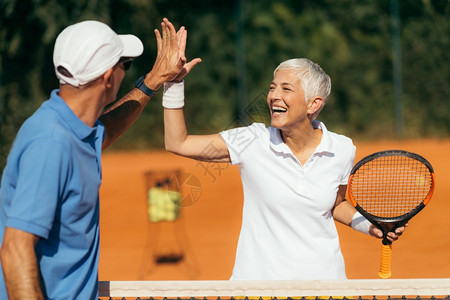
101, 68, 114, 88
307, 96, 324, 115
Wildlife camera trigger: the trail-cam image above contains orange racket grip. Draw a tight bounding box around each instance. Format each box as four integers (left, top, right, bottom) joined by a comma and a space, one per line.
378, 243, 392, 279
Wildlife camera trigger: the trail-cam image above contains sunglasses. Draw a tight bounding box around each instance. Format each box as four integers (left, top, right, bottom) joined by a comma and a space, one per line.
118, 57, 133, 71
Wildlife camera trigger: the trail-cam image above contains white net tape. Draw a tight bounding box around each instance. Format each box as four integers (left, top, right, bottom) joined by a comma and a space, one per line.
98, 278, 450, 299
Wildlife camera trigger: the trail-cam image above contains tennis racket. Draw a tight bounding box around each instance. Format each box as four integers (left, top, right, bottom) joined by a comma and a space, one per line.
347, 150, 435, 279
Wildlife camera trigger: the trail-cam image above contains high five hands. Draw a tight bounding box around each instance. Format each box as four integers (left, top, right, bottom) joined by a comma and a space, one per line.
150, 18, 202, 83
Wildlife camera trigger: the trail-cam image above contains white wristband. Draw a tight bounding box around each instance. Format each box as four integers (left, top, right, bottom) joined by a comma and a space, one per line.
162, 80, 185, 109
351, 211, 372, 236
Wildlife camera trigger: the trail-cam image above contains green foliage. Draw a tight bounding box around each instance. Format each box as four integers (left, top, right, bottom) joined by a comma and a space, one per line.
1, 0, 449, 173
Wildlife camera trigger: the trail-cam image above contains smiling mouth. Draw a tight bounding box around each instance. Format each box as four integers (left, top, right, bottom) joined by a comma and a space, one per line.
272, 106, 287, 115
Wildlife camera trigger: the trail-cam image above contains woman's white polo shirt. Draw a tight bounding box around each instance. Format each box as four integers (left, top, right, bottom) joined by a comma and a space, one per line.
220, 121, 356, 280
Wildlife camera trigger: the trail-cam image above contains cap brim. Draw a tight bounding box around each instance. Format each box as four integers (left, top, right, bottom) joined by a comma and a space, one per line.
119, 34, 144, 58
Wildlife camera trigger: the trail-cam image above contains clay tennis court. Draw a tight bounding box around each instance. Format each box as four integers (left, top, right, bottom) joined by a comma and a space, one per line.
99, 138, 450, 281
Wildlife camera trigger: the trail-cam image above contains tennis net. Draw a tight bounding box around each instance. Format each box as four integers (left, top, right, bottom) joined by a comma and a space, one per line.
98, 278, 450, 300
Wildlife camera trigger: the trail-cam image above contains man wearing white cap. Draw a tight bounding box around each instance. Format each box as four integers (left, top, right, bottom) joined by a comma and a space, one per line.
0, 18, 192, 299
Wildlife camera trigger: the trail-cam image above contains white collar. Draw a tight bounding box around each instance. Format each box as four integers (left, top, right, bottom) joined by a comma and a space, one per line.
268, 120, 333, 156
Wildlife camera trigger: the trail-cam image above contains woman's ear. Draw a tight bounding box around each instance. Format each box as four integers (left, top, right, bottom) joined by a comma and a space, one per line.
307, 96, 324, 115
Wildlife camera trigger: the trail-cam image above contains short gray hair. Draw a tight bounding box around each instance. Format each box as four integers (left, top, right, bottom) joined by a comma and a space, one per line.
274, 58, 331, 119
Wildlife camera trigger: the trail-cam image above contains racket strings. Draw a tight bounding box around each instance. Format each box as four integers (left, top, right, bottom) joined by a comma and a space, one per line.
350, 155, 433, 218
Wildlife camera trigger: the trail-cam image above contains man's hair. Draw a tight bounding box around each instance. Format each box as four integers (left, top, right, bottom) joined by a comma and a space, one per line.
274, 58, 331, 119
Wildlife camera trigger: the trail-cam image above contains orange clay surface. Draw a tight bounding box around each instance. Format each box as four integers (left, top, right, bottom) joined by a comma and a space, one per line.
99, 138, 450, 281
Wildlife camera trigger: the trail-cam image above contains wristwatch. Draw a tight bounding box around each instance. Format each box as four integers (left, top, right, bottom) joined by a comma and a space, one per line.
135, 76, 157, 97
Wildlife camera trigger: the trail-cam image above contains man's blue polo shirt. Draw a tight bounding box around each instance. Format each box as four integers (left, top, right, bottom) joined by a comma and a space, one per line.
0, 89, 105, 299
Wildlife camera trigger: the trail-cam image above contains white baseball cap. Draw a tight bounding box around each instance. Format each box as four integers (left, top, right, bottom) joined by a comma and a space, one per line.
53, 20, 144, 87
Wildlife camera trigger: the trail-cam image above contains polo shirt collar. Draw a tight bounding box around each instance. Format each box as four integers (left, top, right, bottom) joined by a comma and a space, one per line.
313, 120, 333, 154
48, 89, 102, 141
268, 120, 334, 155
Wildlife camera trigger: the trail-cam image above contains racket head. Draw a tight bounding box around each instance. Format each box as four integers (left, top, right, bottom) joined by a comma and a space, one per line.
348, 150, 435, 224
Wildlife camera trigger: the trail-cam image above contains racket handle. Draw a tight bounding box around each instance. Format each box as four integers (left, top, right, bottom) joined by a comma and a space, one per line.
378, 243, 392, 279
